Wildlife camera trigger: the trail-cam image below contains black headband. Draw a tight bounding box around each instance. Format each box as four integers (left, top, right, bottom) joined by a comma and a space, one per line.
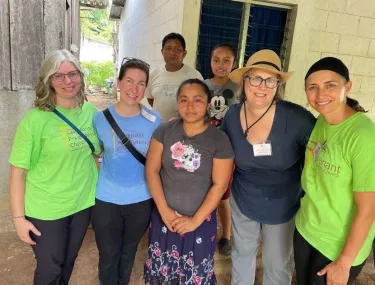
305, 57, 350, 81
252, 61, 281, 71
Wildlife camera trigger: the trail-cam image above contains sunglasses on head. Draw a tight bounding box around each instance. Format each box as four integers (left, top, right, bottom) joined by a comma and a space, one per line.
121, 57, 150, 67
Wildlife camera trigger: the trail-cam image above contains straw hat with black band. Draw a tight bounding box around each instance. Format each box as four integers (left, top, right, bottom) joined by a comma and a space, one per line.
229, 49, 293, 84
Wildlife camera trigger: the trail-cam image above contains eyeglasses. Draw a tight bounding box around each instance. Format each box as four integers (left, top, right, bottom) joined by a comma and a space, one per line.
121, 57, 150, 67
51, 70, 80, 82
163, 46, 184, 53
244, 75, 280, 89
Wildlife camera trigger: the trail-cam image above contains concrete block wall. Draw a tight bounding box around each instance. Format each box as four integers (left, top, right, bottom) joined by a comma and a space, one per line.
117, 0, 184, 71
0, 91, 34, 196
310, 0, 375, 120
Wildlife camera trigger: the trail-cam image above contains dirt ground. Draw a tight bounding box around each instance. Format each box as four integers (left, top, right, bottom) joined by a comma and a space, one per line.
1, 219, 374, 285
86, 90, 119, 110
1, 93, 374, 285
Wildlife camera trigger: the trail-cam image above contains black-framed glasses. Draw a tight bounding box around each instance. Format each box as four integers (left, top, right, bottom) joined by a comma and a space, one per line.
121, 57, 150, 67
51, 70, 81, 82
244, 75, 280, 89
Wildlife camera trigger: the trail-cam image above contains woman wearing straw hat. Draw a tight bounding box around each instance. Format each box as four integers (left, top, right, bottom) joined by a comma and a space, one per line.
221, 49, 316, 285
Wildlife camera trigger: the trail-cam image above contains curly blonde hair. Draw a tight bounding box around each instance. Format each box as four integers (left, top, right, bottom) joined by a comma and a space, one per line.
35, 49, 86, 111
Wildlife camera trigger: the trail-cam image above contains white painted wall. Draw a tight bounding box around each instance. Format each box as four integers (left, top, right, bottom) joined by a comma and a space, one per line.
80, 37, 114, 62
117, 0, 185, 71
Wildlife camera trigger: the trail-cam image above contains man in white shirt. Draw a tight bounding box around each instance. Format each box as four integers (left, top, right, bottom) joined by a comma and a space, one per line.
146, 33, 203, 121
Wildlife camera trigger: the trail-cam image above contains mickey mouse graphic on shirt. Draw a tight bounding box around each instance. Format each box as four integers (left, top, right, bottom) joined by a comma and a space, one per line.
208, 89, 234, 127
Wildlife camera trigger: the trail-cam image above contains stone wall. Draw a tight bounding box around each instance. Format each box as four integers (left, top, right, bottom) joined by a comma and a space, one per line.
309, 0, 375, 120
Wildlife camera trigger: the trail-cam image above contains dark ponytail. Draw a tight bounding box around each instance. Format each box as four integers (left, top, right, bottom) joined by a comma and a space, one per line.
346, 97, 367, 113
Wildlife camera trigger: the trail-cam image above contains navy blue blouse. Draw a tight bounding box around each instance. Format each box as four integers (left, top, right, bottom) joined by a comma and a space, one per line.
221, 100, 316, 224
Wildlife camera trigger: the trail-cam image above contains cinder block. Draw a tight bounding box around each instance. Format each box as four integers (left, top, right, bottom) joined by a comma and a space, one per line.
338, 35, 370, 56
360, 76, 375, 93
312, 9, 328, 31
160, 0, 176, 19
321, 53, 352, 69
346, 0, 375, 18
351, 56, 375, 76
307, 52, 322, 68
368, 39, 375, 58
358, 17, 375, 39
309, 31, 340, 53
350, 93, 375, 111
154, 0, 169, 10
315, 0, 346, 12
326, 12, 359, 36
350, 75, 362, 93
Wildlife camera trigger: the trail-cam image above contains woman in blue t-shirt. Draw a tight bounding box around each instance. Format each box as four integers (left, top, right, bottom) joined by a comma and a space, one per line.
91, 58, 162, 285
221, 50, 316, 285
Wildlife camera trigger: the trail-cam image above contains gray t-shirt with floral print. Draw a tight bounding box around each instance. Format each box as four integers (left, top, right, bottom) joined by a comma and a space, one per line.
152, 119, 234, 216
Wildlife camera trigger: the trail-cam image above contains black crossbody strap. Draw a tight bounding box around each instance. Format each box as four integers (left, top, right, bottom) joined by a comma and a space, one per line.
52, 109, 95, 153
103, 109, 146, 165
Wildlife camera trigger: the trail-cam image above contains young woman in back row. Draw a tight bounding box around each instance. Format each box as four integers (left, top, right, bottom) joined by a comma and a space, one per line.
204, 43, 240, 255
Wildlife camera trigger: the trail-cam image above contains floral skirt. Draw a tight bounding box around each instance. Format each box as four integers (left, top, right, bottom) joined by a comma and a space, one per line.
144, 208, 217, 285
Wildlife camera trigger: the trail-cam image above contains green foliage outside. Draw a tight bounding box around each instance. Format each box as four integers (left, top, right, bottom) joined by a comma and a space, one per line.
81, 8, 113, 44
80, 8, 115, 88
81, 61, 115, 88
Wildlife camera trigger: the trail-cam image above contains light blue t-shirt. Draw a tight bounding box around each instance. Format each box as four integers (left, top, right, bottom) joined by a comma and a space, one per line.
93, 104, 162, 205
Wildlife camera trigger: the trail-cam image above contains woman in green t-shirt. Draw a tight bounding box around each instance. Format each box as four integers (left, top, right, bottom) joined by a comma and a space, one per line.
9, 50, 100, 284
294, 57, 375, 285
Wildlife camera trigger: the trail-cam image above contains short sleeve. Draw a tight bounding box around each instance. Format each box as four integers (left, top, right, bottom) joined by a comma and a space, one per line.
92, 112, 103, 146
196, 71, 204, 80
152, 123, 165, 144
214, 130, 234, 159
145, 69, 155, 99
220, 114, 228, 134
352, 134, 375, 192
153, 113, 163, 131
9, 116, 35, 170
145, 86, 153, 99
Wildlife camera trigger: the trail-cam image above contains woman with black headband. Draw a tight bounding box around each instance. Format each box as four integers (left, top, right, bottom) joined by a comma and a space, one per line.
221, 49, 316, 285
294, 57, 375, 285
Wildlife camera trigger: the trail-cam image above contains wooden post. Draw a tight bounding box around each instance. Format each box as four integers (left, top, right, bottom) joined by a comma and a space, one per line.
71, 0, 81, 59
10, 0, 44, 90
44, 0, 66, 56
0, 0, 11, 90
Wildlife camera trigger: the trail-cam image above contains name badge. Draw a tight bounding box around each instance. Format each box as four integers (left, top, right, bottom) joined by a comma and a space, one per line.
141, 107, 156, 123
253, 141, 272, 157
